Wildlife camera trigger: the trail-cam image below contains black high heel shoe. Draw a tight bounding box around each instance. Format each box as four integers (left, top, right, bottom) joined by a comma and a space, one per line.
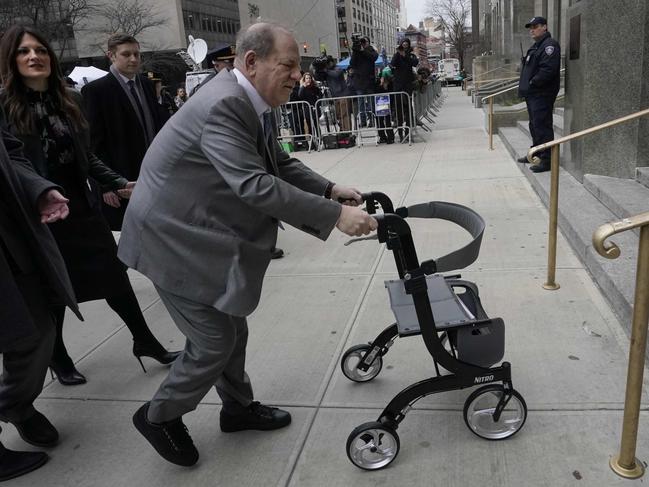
49, 362, 87, 386
132, 342, 181, 373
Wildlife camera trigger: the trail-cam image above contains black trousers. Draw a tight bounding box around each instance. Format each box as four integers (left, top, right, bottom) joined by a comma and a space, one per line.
526, 95, 556, 162
0, 274, 55, 422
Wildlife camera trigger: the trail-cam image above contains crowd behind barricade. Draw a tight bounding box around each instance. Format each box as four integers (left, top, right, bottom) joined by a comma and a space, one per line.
277, 35, 442, 151
0, 21, 439, 481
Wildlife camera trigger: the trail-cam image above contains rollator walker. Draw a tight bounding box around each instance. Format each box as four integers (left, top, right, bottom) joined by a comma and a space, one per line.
342, 192, 527, 470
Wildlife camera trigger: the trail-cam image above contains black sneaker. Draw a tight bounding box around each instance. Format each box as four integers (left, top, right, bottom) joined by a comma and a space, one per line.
0, 444, 48, 481
271, 247, 284, 259
11, 411, 58, 447
220, 402, 291, 433
517, 156, 529, 163
132, 403, 198, 467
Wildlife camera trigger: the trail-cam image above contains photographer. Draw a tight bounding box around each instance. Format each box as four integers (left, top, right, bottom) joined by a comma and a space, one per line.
311, 55, 351, 132
391, 38, 419, 142
349, 35, 378, 127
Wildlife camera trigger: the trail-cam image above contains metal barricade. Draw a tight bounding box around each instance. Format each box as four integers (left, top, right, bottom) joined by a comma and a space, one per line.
272, 100, 318, 153
314, 91, 414, 149
412, 80, 443, 133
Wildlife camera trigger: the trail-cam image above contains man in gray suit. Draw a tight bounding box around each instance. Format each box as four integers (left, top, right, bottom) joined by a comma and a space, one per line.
118, 22, 376, 466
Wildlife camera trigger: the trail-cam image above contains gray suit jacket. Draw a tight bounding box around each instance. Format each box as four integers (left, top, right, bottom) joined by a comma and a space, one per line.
118, 70, 341, 316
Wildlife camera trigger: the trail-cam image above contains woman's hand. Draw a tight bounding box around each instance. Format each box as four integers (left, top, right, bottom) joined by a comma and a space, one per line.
116, 181, 136, 199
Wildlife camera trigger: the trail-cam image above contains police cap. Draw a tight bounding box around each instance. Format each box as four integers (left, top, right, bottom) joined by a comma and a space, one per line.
206, 43, 235, 63
525, 16, 547, 28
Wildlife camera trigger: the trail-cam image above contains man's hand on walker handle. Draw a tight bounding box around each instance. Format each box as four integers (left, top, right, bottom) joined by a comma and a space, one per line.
331, 184, 362, 206
336, 205, 378, 237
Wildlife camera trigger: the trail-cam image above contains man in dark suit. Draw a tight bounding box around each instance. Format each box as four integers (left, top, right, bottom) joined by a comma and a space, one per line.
81, 33, 163, 230
119, 22, 376, 467
0, 126, 81, 480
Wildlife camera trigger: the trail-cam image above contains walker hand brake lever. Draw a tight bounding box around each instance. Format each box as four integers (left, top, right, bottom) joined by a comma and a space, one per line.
344, 234, 379, 246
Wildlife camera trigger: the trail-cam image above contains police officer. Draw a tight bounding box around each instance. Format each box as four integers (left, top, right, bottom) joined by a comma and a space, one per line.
517, 16, 561, 173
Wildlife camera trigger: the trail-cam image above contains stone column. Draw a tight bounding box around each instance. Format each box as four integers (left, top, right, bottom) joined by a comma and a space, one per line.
511, 0, 536, 66
564, 0, 648, 180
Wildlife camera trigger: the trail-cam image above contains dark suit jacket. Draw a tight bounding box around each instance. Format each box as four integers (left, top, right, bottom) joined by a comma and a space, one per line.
81, 72, 162, 228
0, 127, 81, 351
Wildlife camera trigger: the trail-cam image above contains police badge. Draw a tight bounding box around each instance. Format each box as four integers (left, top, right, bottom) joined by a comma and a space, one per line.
545, 46, 555, 56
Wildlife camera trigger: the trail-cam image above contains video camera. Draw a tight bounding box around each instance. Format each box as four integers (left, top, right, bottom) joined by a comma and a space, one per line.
312, 54, 330, 71
351, 33, 363, 50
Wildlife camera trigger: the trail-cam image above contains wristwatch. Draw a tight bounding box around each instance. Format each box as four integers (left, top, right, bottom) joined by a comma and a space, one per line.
324, 181, 335, 199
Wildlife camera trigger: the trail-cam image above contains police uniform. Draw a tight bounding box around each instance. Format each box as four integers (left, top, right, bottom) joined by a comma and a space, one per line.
518, 16, 561, 171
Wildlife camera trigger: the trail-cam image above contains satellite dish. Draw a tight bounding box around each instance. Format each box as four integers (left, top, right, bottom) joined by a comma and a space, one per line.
187, 35, 208, 64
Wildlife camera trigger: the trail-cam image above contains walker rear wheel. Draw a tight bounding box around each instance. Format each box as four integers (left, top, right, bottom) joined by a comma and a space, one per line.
463, 384, 527, 440
346, 421, 400, 470
341, 344, 383, 382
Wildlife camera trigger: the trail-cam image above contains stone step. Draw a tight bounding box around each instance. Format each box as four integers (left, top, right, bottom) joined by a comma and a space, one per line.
554, 107, 564, 116
499, 126, 532, 161
515, 113, 564, 138
583, 174, 649, 221
636, 166, 649, 189
498, 129, 639, 336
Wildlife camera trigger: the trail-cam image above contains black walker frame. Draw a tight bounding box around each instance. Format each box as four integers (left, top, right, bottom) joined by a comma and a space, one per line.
343, 192, 527, 470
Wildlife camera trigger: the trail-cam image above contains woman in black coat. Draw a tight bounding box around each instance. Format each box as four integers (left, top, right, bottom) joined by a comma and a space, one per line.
0, 25, 179, 385
390, 38, 419, 142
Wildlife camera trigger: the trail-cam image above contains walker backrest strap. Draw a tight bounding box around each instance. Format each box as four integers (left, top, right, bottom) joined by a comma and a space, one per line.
406, 201, 485, 272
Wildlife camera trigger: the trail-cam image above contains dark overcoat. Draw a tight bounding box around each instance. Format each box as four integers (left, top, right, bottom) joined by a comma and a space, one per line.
81, 72, 162, 228
0, 127, 81, 351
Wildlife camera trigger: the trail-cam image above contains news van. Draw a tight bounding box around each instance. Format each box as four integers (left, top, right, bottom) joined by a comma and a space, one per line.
438, 58, 462, 86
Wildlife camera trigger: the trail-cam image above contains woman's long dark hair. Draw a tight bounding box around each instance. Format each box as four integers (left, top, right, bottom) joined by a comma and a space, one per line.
0, 25, 87, 134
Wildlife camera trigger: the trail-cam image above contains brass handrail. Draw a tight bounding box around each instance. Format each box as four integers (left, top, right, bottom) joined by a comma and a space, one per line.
482, 83, 519, 150
593, 212, 649, 479
481, 83, 519, 103
527, 107, 649, 291
474, 76, 520, 91
527, 108, 649, 163
474, 65, 517, 83
473, 65, 517, 92
483, 68, 565, 150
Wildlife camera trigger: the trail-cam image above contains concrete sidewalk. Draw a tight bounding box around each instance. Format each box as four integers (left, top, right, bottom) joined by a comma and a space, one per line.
5, 87, 648, 486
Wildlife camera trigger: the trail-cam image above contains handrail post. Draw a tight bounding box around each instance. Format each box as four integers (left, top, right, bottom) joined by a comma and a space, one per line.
610, 224, 649, 479
543, 145, 561, 290
488, 98, 494, 150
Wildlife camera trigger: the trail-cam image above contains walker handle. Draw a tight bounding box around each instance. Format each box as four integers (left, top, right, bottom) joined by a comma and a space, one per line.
360, 192, 395, 214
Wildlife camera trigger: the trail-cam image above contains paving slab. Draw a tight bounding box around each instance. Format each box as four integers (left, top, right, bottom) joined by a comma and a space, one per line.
14, 86, 649, 487
289, 408, 649, 487
47, 271, 160, 366
45, 275, 370, 407
1, 400, 313, 487
323, 268, 645, 410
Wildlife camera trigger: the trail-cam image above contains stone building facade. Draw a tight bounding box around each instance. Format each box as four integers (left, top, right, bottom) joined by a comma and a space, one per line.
474, 0, 649, 181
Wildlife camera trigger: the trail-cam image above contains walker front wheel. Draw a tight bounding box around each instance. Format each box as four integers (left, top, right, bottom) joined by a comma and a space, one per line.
346, 421, 400, 470
463, 384, 527, 440
340, 344, 383, 382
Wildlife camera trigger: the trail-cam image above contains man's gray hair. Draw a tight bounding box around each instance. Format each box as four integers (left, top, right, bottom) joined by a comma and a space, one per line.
235, 22, 293, 61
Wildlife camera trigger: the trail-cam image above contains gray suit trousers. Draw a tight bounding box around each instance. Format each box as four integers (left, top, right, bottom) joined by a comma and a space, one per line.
0, 273, 56, 423
148, 286, 254, 423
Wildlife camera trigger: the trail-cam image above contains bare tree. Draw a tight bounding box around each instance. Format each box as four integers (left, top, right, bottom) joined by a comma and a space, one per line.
426, 0, 471, 70
0, 0, 93, 59
94, 0, 166, 38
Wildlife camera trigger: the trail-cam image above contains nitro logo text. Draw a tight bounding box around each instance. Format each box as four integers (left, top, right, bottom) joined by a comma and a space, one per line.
474, 375, 494, 384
